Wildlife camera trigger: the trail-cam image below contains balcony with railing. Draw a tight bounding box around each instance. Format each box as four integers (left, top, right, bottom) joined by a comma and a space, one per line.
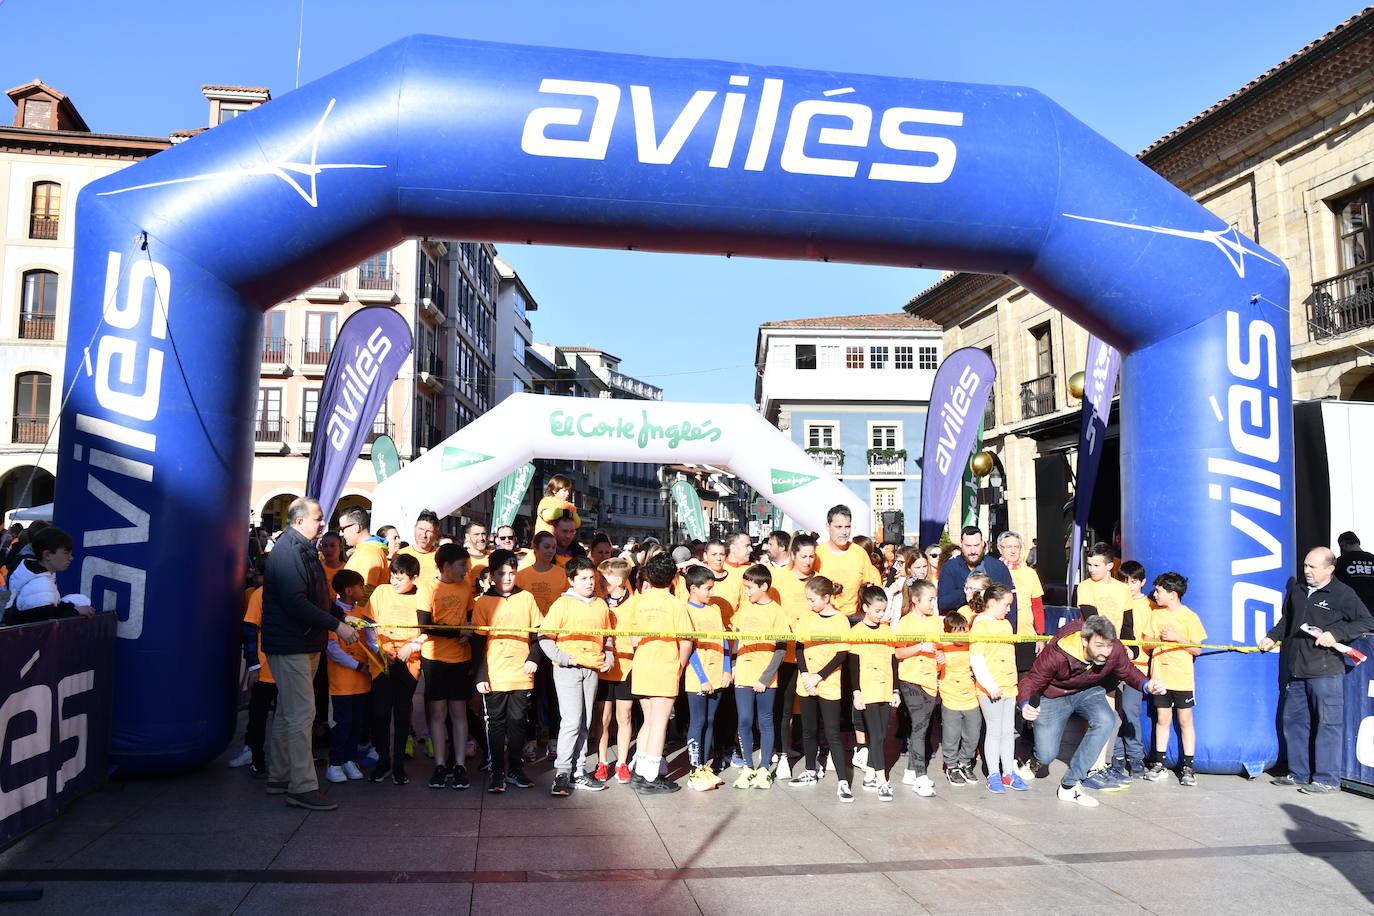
805, 448, 844, 474
12, 415, 48, 444
1309, 265, 1374, 340
29, 217, 58, 240
303, 275, 344, 300
300, 415, 316, 443
262, 336, 290, 367
356, 268, 396, 302
1020, 374, 1056, 420
867, 452, 906, 476
19, 315, 55, 340
367, 418, 392, 444
301, 337, 334, 370
255, 416, 286, 443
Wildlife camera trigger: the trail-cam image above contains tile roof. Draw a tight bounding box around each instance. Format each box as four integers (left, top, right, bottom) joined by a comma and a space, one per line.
200, 85, 271, 94
761, 312, 939, 329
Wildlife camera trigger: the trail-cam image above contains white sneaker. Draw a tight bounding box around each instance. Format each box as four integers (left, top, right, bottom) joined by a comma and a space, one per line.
852, 746, 869, 772
1057, 782, 1100, 808
227, 745, 252, 768
343, 761, 365, 780
325, 765, 348, 784
912, 774, 937, 797
901, 769, 918, 785
775, 755, 792, 781
1016, 760, 1037, 783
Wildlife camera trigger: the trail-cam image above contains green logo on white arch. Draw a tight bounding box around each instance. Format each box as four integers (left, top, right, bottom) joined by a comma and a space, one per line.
771, 469, 818, 494
442, 446, 493, 471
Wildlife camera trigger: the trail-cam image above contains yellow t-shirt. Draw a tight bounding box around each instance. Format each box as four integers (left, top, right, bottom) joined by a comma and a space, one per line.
938, 629, 978, 712
534, 496, 580, 535
369, 585, 422, 678
1076, 576, 1133, 634
417, 578, 473, 663
464, 551, 491, 590
627, 588, 693, 698
797, 612, 850, 701
716, 562, 751, 618
472, 590, 541, 692
1006, 562, 1044, 635
327, 606, 374, 696
515, 564, 568, 616
970, 614, 1017, 695
243, 586, 273, 685
321, 561, 346, 600
772, 568, 813, 664
850, 620, 895, 704
397, 545, 438, 583
1126, 594, 1155, 673
683, 599, 728, 692
1145, 604, 1206, 691
894, 610, 942, 694
731, 601, 790, 688
541, 595, 610, 669
814, 542, 881, 616
602, 592, 636, 682
345, 539, 391, 589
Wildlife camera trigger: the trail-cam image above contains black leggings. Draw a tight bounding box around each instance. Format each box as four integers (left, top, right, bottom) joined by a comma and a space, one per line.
245, 680, 277, 768
860, 703, 890, 774
799, 694, 851, 783
483, 689, 532, 775
774, 662, 798, 754
371, 662, 417, 771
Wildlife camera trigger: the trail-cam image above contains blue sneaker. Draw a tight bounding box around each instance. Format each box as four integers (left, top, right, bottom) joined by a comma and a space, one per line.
1107, 766, 1133, 788
1082, 767, 1125, 792
1005, 773, 1029, 791
985, 773, 1006, 793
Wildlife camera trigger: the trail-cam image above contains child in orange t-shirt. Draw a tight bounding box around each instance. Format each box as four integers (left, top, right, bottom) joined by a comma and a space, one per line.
970, 582, 1024, 793
367, 553, 427, 785
534, 474, 581, 536
324, 569, 377, 783
234, 584, 275, 776
473, 549, 543, 793
682, 564, 731, 791
793, 576, 855, 800
731, 565, 789, 790
849, 585, 899, 801
417, 543, 474, 790
591, 557, 637, 785
1143, 571, 1206, 786
939, 603, 980, 787
1111, 560, 1155, 780
894, 577, 941, 797
625, 554, 693, 794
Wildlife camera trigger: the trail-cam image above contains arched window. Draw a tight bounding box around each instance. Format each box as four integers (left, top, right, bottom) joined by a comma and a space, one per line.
20, 269, 58, 339
13, 372, 51, 444
29, 182, 60, 239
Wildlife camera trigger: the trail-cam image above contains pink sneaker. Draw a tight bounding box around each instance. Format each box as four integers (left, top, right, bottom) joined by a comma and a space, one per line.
593, 762, 610, 782
615, 763, 633, 784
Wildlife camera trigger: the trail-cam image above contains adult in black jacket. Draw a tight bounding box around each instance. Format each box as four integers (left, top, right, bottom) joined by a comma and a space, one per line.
937, 526, 1017, 630
1260, 547, 1374, 794
262, 497, 358, 811
1335, 531, 1374, 613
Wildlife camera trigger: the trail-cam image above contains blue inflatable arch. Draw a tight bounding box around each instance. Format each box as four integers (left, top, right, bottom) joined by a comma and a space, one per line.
58, 35, 1290, 774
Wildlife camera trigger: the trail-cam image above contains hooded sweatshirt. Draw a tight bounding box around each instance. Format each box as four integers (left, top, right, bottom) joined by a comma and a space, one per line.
1017, 619, 1147, 707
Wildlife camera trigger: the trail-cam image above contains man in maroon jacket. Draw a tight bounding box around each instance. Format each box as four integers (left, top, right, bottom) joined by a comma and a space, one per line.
1020, 615, 1167, 807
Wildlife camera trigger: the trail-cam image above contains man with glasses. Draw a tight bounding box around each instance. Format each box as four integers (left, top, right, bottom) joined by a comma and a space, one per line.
262, 497, 359, 811
491, 525, 525, 566
340, 507, 389, 590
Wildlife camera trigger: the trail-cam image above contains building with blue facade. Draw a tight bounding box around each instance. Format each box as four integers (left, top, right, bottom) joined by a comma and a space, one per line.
754, 313, 942, 543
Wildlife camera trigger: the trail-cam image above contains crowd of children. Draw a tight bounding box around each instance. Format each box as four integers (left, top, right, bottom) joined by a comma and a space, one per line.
233, 499, 1214, 810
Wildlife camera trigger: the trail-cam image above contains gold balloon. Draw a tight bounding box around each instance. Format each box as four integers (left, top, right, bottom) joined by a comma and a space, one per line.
969, 451, 995, 477
1068, 370, 1086, 399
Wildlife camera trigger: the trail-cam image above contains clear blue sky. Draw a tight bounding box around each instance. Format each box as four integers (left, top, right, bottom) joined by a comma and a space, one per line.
2, 1, 1364, 401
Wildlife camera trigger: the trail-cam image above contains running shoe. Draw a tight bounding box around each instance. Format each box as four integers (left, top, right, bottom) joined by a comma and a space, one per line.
1004, 773, 1029, 791
836, 779, 854, 803
1105, 766, 1133, 788
325, 765, 347, 784
428, 764, 448, 789
404, 736, 415, 759
593, 762, 611, 782
788, 770, 819, 787
575, 772, 608, 791
911, 774, 937, 797
448, 765, 469, 790
732, 767, 756, 789
687, 767, 720, 792
1057, 782, 1099, 807
551, 772, 572, 797
423, 738, 435, 758
901, 769, 918, 785
946, 766, 967, 787
877, 782, 894, 802
985, 773, 1006, 794
1142, 762, 1169, 782
392, 767, 409, 786
615, 763, 633, 784
861, 773, 880, 792
636, 775, 680, 794
852, 745, 869, 772
1179, 766, 1197, 787
1082, 767, 1125, 792
342, 761, 365, 781
487, 770, 505, 793
367, 767, 391, 784
506, 768, 534, 789
749, 768, 774, 789
227, 745, 253, 768
1299, 782, 1339, 795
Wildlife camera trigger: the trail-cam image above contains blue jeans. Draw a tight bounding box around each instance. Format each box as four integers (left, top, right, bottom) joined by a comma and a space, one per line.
1111, 684, 1144, 768
1282, 675, 1344, 787
1032, 686, 1116, 786
735, 686, 776, 766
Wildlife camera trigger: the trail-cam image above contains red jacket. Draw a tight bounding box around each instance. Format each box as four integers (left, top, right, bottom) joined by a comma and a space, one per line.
1017, 619, 1147, 706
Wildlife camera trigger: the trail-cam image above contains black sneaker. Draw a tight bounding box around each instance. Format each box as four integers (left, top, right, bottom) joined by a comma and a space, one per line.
487, 770, 506, 793
392, 767, 409, 786
1270, 774, 1301, 787
947, 766, 968, 787
448, 765, 469, 790
428, 764, 448, 789
1299, 781, 1339, 795
1179, 766, 1197, 787
506, 768, 534, 789
368, 767, 391, 784
574, 772, 607, 792
630, 772, 648, 790
635, 775, 680, 794
551, 773, 572, 797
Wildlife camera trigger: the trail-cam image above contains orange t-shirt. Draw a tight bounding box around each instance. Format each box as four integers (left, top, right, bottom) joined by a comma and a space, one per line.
626, 587, 692, 698
970, 614, 1017, 695
1006, 562, 1044, 635
397, 546, 438, 584
850, 620, 895, 704
472, 590, 542, 692
243, 586, 273, 685
541, 595, 611, 669
797, 611, 850, 701
601, 590, 636, 682
327, 603, 374, 696
814, 542, 880, 615
938, 628, 978, 712
717, 562, 751, 617
321, 562, 346, 600
345, 540, 391, 589
894, 610, 942, 694
1144, 604, 1206, 691
1076, 576, 1133, 634
417, 577, 473, 663
369, 585, 423, 678
464, 551, 491, 590
683, 598, 729, 692
515, 564, 568, 616
1126, 594, 1155, 672
772, 569, 813, 664
731, 601, 789, 688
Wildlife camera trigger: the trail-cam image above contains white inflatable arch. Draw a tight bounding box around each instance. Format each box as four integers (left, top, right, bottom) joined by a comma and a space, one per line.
371, 394, 869, 536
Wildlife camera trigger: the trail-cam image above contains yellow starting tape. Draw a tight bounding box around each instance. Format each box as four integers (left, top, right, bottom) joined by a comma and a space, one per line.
350, 620, 1265, 653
